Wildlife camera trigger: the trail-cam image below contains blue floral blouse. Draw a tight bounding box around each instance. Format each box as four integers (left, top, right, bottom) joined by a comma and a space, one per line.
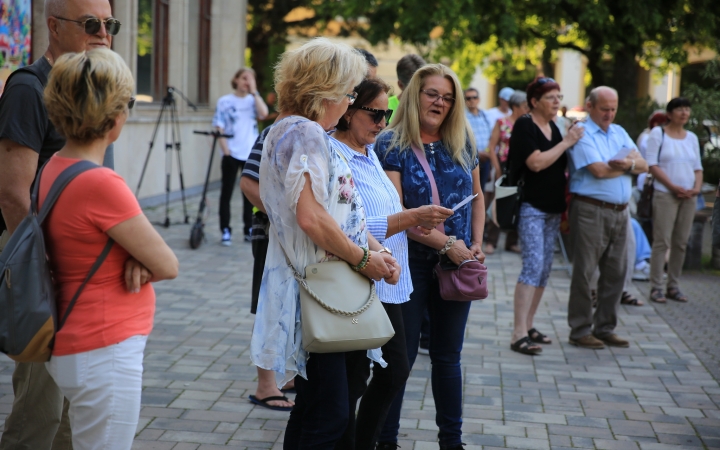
375, 131, 478, 251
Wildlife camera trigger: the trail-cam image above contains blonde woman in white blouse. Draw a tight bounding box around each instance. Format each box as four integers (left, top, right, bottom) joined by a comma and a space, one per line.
645, 97, 703, 304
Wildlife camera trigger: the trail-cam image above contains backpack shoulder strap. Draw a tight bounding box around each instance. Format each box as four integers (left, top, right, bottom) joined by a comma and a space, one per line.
4, 60, 49, 90
36, 160, 100, 224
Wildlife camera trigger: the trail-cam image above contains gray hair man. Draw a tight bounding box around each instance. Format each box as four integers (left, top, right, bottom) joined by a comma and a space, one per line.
0, 0, 123, 448
566, 87, 648, 350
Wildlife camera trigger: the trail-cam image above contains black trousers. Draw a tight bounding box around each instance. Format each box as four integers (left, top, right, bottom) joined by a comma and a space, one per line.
335, 303, 410, 450
219, 155, 252, 236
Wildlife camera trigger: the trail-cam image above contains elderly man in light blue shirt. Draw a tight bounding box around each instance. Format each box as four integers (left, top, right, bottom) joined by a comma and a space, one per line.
567, 86, 648, 350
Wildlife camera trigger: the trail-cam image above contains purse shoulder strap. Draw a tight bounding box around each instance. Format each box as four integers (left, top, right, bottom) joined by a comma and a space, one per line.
647, 127, 665, 186
411, 144, 445, 233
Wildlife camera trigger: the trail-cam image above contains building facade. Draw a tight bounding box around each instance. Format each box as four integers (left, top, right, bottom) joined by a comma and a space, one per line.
21, 0, 248, 203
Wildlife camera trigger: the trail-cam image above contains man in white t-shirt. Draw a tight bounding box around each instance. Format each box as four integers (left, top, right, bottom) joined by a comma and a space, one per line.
213, 68, 268, 245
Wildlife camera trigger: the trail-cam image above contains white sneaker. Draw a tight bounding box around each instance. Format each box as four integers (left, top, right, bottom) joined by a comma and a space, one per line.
221, 228, 232, 246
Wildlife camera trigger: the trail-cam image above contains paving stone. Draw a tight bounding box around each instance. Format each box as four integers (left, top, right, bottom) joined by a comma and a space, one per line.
2, 190, 717, 448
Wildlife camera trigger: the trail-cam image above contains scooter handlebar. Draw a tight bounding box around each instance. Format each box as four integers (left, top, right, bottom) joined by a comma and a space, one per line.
193, 130, 234, 139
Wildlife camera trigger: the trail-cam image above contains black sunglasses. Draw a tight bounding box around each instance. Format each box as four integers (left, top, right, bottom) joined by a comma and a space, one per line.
54, 16, 122, 36
128, 97, 136, 110
357, 106, 393, 124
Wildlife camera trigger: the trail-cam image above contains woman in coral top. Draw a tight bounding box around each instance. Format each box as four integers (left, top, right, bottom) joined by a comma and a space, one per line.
40, 49, 179, 450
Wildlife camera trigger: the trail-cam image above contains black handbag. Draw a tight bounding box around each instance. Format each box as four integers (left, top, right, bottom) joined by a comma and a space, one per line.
495, 172, 525, 230
636, 128, 664, 220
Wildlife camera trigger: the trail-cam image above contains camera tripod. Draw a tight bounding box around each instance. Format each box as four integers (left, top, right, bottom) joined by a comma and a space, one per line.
135, 86, 197, 227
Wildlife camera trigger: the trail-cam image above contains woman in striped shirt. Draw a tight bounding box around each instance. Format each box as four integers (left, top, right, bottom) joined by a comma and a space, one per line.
330, 77, 453, 450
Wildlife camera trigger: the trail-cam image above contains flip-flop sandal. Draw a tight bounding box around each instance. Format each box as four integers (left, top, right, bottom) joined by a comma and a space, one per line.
510, 336, 542, 355
621, 291, 644, 306
528, 328, 552, 344
666, 288, 688, 303
649, 288, 666, 303
249, 395, 293, 411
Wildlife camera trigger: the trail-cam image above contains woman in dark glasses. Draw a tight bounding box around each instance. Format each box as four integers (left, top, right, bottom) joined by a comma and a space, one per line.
330, 77, 453, 450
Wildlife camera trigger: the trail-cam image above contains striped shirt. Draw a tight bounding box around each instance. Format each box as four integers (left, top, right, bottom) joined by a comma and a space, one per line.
466, 109, 493, 153
329, 136, 412, 304
240, 127, 271, 182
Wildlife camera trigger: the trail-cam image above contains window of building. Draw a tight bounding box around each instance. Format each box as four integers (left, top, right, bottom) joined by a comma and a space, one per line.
136, 0, 169, 103
187, 0, 212, 105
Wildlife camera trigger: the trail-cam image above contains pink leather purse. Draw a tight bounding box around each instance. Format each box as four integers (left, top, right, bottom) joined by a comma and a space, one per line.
411, 144, 489, 302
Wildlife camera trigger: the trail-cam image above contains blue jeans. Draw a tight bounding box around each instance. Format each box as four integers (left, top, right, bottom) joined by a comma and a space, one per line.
284, 352, 350, 449
378, 243, 471, 446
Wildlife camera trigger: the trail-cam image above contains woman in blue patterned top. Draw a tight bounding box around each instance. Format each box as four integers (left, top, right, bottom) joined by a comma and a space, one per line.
375, 64, 486, 450
330, 77, 454, 450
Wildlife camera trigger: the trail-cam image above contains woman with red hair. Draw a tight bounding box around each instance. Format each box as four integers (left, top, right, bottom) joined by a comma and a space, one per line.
506, 77, 584, 355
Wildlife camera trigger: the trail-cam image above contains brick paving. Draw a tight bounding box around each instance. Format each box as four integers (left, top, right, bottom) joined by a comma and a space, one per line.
1, 188, 718, 449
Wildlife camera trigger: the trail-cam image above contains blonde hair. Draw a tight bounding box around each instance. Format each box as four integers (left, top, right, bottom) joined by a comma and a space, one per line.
275, 38, 367, 121
383, 64, 475, 169
44, 48, 133, 143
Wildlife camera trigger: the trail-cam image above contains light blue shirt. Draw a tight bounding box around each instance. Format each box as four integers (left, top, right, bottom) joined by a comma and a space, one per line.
466, 109, 493, 152
568, 117, 637, 204
330, 136, 413, 304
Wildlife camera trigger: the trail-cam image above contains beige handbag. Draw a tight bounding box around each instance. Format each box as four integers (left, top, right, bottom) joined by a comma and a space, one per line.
284, 252, 395, 353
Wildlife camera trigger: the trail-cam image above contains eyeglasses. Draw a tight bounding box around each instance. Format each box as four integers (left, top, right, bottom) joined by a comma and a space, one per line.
53, 16, 122, 36
542, 94, 564, 102
128, 96, 136, 110
357, 106, 393, 124
421, 90, 455, 105
465, 96, 478, 101
345, 92, 358, 105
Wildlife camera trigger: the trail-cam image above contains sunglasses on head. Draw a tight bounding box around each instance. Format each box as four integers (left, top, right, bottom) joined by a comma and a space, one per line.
465, 95, 478, 100
536, 77, 556, 85
357, 106, 393, 124
54, 16, 122, 36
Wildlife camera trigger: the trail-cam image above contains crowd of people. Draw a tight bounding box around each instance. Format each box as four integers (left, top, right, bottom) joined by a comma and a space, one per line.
0, 1, 715, 449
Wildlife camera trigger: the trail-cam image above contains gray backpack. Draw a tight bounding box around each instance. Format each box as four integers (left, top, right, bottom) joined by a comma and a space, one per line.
0, 160, 114, 362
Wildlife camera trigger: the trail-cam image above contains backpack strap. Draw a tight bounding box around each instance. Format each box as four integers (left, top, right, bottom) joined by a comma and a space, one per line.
59, 238, 114, 330
31, 160, 116, 330
35, 160, 100, 224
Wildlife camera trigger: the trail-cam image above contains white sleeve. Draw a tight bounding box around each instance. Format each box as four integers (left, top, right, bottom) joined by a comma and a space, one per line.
690, 132, 703, 171
282, 121, 331, 213
645, 127, 663, 166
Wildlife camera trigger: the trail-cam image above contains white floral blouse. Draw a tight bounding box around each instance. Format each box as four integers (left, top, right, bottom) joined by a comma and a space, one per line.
251, 116, 369, 386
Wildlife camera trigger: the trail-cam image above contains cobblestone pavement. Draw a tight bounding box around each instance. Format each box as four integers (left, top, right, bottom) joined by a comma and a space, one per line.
634, 273, 720, 381
1, 189, 719, 450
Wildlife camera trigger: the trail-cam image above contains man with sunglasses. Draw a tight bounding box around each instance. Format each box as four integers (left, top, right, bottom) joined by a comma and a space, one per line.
0, 1, 123, 448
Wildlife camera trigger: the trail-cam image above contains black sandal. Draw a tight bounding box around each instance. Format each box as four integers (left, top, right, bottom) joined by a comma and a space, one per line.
528, 328, 552, 344
650, 288, 666, 303
511, 336, 542, 355
666, 287, 688, 303
621, 291, 644, 306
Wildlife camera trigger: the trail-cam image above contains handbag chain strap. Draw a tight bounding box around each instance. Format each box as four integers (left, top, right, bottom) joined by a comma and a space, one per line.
279, 243, 377, 317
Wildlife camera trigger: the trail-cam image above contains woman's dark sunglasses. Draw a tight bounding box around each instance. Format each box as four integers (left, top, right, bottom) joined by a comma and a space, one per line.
537, 77, 556, 85
357, 106, 393, 124
54, 16, 122, 36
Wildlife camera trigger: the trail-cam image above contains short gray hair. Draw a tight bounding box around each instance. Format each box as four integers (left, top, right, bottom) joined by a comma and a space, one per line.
45, 0, 64, 19
508, 90, 527, 109
588, 86, 618, 106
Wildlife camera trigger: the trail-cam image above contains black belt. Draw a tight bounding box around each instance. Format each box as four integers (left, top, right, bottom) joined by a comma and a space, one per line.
574, 195, 627, 211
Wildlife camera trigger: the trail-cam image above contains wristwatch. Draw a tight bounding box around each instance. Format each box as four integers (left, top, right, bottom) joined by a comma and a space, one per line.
378, 247, 393, 256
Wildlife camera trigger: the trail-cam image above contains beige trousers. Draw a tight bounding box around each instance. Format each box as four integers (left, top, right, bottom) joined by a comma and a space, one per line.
650, 190, 696, 290
0, 362, 72, 450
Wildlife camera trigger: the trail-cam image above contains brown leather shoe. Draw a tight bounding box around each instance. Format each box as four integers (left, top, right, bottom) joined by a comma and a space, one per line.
594, 333, 629, 348
569, 335, 605, 349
